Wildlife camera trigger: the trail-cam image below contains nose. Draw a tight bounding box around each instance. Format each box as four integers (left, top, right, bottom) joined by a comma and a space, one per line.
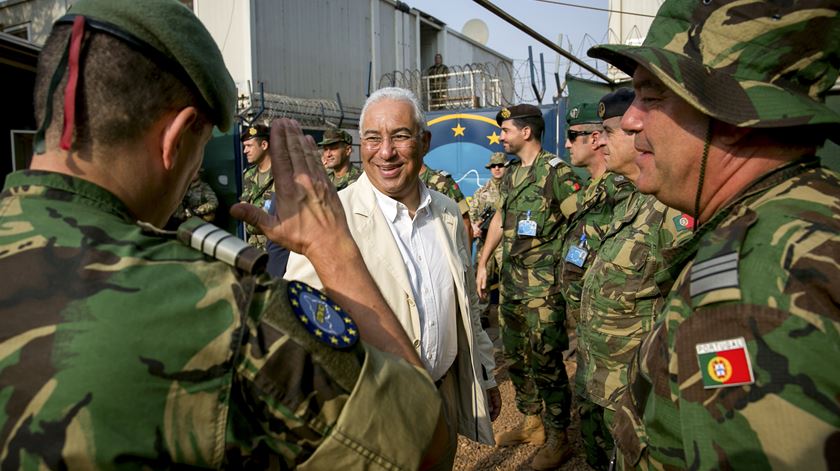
564, 138, 572, 150
621, 98, 644, 135
376, 139, 398, 160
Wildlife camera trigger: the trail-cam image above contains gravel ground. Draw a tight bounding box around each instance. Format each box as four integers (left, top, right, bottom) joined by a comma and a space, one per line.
453, 311, 593, 471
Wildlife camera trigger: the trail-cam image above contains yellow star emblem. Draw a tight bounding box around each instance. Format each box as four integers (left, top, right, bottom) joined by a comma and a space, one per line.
342, 335, 351, 343
330, 336, 339, 345
299, 315, 308, 323
347, 328, 357, 336
291, 299, 299, 307
487, 132, 500, 145
314, 329, 323, 337
452, 123, 466, 137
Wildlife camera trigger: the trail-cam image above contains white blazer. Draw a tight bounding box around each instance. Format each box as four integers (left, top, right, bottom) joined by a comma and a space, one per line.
285, 173, 496, 444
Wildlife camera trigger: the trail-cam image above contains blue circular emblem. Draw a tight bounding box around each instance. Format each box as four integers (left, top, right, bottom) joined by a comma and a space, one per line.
287, 281, 358, 349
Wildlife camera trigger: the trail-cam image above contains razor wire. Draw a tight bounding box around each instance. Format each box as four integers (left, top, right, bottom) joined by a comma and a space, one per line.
237, 92, 361, 129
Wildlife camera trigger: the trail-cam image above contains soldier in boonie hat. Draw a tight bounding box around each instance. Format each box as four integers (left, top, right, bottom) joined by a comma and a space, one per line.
485, 152, 508, 169
318, 127, 361, 190
586, 2, 840, 470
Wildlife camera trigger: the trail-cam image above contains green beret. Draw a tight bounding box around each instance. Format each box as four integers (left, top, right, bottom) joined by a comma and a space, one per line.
598, 88, 635, 120
59, 0, 236, 132
496, 104, 543, 126
565, 102, 600, 125
318, 128, 353, 146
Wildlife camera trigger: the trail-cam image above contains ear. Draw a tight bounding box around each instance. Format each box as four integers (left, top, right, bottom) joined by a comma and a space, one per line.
260, 139, 269, 151
419, 130, 432, 155
590, 130, 602, 151
160, 107, 200, 170
714, 120, 750, 147
344, 143, 353, 157
521, 125, 532, 141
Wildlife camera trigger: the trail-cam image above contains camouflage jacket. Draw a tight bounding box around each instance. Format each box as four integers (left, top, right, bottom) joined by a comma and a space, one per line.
0, 170, 442, 469
421, 167, 469, 215
558, 171, 635, 318
576, 192, 692, 408
469, 178, 503, 266
327, 164, 362, 191
240, 165, 275, 250
173, 178, 219, 222
496, 150, 581, 300
611, 157, 840, 470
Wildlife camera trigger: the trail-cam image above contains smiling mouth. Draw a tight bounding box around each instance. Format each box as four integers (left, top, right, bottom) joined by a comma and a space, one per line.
377, 163, 403, 178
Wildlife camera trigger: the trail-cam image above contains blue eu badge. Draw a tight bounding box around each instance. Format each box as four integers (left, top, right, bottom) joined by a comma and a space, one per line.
517, 210, 537, 237
288, 280, 359, 349
564, 234, 589, 268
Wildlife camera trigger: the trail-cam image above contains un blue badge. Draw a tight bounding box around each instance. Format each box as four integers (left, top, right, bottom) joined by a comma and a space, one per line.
287, 281, 358, 349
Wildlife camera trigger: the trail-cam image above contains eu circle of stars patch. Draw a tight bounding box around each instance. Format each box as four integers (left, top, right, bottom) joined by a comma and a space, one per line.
287, 281, 358, 349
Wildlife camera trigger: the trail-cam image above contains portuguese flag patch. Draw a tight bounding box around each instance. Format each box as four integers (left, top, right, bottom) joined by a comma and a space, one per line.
695, 337, 754, 389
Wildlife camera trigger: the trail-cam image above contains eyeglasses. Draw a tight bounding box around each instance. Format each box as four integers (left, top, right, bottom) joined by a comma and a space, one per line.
567, 129, 593, 141
361, 132, 420, 151
488, 164, 505, 169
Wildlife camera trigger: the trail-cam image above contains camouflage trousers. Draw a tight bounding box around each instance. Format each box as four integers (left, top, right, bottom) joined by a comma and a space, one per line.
499, 293, 571, 430
579, 398, 615, 471
247, 233, 268, 251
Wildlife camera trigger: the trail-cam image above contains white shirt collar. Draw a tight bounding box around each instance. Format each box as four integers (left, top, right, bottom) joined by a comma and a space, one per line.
372, 180, 432, 222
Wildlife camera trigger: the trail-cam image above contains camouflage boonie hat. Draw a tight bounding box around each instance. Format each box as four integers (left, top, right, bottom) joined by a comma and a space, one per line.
485, 152, 508, 168
598, 88, 635, 120
57, 0, 237, 132
565, 102, 600, 125
318, 128, 353, 146
588, 0, 840, 130
496, 104, 543, 125
242, 124, 270, 141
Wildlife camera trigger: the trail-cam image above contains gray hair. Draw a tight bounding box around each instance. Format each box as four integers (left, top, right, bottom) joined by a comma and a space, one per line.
359, 87, 428, 134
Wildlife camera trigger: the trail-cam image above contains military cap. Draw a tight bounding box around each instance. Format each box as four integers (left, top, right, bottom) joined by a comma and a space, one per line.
318, 128, 353, 146
56, 0, 236, 132
243, 124, 270, 141
565, 102, 600, 125
598, 88, 635, 121
496, 104, 543, 125
588, 0, 840, 131
485, 152, 508, 169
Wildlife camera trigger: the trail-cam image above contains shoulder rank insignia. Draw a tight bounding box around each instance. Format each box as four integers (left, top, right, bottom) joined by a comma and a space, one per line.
673, 213, 694, 232
548, 157, 562, 168
696, 337, 754, 388
288, 281, 358, 349
440, 170, 450, 177
689, 251, 738, 298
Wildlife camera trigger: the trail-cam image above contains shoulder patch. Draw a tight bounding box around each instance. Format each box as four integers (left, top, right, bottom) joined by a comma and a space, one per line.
440, 170, 450, 177
696, 337, 754, 388
689, 252, 739, 298
672, 213, 694, 232
288, 281, 358, 349
548, 157, 562, 168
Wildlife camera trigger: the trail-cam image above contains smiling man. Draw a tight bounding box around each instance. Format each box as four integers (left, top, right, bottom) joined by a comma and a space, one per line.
588, 1, 840, 469
285, 87, 501, 466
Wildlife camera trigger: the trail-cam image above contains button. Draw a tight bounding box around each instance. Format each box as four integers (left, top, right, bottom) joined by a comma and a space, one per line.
408, 298, 415, 307
413, 339, 420, 348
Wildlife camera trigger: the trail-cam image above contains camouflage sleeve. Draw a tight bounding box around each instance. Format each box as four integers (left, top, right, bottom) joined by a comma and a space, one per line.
193, 182, 219, 215
552, 166, 582, 218
227, 278, 442, 469
468, 190, 482, 223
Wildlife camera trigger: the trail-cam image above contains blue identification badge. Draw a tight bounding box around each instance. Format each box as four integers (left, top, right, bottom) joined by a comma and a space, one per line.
288, 280, 358, 349
517, 210, 538, 237
565, 234, 589, 268
263, 198, 273, 211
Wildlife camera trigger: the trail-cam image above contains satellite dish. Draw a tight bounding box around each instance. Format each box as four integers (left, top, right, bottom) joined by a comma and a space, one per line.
462, 18, 489, 46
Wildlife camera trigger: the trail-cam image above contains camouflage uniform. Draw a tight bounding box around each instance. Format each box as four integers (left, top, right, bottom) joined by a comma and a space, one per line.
327, 164, 363, 191
172, 177, 219, 223
240, 165, 274, 250
558, 171, 634, 321
420, 166, 469, 216
468, 177, 503, 269
611, 159, 840, 470
587, 1, 840, 469
0, 170, 442, 469
496, 149, 581, 430
575, 191, 692, 469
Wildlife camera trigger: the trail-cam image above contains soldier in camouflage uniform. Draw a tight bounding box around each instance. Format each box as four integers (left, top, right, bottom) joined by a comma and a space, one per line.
477, 104, 582, 469
558, 100, 634, 323
320, 127, 362, 190
0, 1, 449, 467
171, 170, 219, 225
420, 163, 473, 246
240, 125, 274, 250
570, 89, 693, 470
588, 1, 840, 469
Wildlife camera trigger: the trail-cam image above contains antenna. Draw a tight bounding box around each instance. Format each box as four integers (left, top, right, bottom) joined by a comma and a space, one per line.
462, 18, 489, 45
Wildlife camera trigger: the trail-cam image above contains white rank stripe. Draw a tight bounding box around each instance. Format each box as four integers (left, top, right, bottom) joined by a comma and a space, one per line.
690, 251, 739, 297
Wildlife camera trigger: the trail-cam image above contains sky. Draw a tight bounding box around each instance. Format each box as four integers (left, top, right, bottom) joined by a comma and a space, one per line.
412, 0, 612, 103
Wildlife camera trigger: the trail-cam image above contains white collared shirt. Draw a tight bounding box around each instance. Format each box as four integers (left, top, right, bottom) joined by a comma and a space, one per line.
372, 182, 457, 381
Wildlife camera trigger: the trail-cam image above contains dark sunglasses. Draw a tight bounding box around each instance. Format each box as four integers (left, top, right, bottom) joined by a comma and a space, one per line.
567, 129, 593, 141
488, 164, 505, 169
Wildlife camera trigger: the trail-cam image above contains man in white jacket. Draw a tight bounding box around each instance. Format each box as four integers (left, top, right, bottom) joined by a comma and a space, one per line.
285, 87, 501, 465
